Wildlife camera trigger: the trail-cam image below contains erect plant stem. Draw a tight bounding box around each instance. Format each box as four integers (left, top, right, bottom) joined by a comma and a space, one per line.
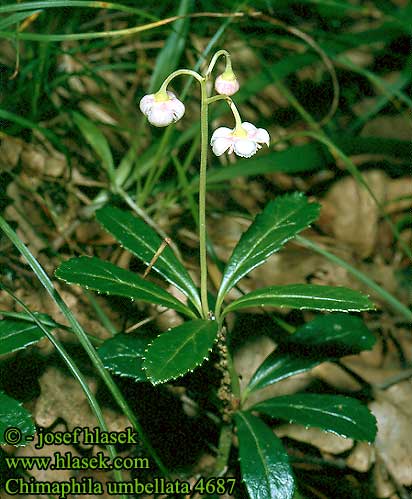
199, 78, 210, 318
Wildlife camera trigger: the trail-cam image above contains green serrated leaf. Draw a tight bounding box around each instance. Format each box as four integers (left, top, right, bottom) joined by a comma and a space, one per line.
246, 314, 376, 395
55, 256, 195, 318
0, 391, 35, 446
0, 318, 49, 355
96, 206, 201, 314
216, 194, 320, 311
235, 411, 295, 499
72, 112, 114, 179
252, 394, 377, 442
143, 319, 218, 384
223, 284, 374, 317
285, 313, 376, 353
98, 334, 150, 381
246, 354, 320, 397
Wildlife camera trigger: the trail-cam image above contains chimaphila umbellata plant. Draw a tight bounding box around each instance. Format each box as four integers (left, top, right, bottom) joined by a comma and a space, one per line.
54, 50, 377, 499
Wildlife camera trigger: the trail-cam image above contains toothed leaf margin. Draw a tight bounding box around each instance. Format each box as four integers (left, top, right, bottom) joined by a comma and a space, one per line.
143, 320, 219, 384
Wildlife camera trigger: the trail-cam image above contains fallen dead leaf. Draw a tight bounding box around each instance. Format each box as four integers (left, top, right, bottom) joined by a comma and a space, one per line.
373, 454, 396, 498
275, 424, 354, 454
312, 362, 363, 392
346, 441, 376, 473
0, 134, 24, 170
362, 115, 412, 141
33, 366, 98, 431
13, 423, 79, 482
321, 170, 387, 258
369, 390, 412, 487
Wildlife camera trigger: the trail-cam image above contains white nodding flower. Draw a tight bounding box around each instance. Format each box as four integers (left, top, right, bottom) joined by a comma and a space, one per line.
214, 70, 240, 96
139, 90, 185, 127
211, 122, 270, 158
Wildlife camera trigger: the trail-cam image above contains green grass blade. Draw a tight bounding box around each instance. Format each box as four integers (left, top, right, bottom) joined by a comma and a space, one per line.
149, 0, 192, 93
0, 10, 42, 30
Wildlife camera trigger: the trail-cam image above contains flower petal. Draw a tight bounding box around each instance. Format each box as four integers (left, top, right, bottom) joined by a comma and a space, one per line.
211, 127, 233, 141
233, 138, 258, 158
171, 99, 185, 122
254, 128, 270, 146
139, 94, 155, 115
211, 137, 233, 156
240, 122, 257, 134
147, 108, 175, 127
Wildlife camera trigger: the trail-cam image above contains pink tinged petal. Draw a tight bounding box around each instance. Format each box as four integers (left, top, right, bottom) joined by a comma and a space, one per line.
147, 108, 175, 127
211, 127, 233, 141
254, 127, 270, 146
233, 138, 258, 158
171, 99, 185, 122
211, 137, 233, 156
139, 94, 155, 115
240, 122, 258, 134
241, 121, 270, 147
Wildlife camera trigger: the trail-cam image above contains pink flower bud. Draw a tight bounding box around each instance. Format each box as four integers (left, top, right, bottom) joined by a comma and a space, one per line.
214, 71, 240, 96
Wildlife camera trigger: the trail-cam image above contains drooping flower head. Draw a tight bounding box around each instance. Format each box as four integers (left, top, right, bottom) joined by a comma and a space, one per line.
214, 70, 240, 96
211, 122, 270, 158
139, 90, 185, 127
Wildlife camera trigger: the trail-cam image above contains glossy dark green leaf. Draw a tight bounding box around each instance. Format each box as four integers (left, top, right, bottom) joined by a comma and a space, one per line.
143, 319, 218, 384
0, 391, 35, 446
98, 334, 151, 381
252, 394, 377, 442
246, 354, 320, 397
96, 206, 201, 314
223, 284, 374, 317
246, 314, 376, 395
0, 318, 49, 355
55, 256, 195, 318
235, 411, 294, 499
284, 313, 376, 353
216, 194, 320, 310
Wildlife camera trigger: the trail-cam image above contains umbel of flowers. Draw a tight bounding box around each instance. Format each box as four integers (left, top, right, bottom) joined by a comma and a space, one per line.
139, 50, 270, 319
139, 50, 269, 158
